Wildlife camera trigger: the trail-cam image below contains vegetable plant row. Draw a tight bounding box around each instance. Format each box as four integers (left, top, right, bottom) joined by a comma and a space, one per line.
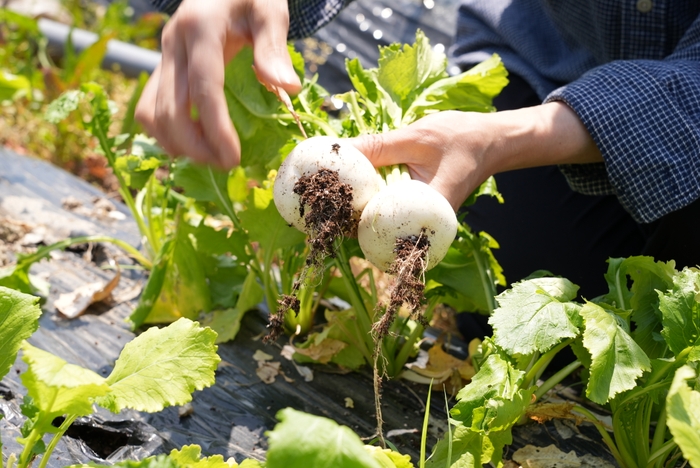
0, 26, 697, 468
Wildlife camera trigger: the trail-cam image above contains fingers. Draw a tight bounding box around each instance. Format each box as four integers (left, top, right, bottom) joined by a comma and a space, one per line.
248, 0, 302, 94
351, 129, 419, 168
136, 4, 240, 168
186, 24, 241, 168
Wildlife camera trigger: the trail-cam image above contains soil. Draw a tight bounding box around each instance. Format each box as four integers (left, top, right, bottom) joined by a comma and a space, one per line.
266, 168, 356, 340
293, 168, 356, 268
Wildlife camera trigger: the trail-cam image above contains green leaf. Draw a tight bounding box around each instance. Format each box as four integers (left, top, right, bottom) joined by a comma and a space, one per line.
238, 185, 306, 252
168, 445, 239, 468
100, 318, 219, 413
130, 216, 212, 326
172, 160, 233, 215
462, 176, 503, 208
426, 226, 504, 314
377, 29, 446, 105
44, 89, 84, 124
65, 33, 113, 87
580, 302, 651, 404
426, 424, 500, 468
470, 387, 534, 434
489, 277, 582, 355
114, 154, 163, 189
0, 287, 41, 381
403, 54, 508, 124
223, 46, 301, 170
666, 365, 700, 467
364, 445, 414, 468
0, 70, 31, 101
659, 268, 700, 358
200, 270, 263, 343
20, 343, 109, 430
451, 354, 524, 427
601, 256, 675, 359
265, 408, 382, 468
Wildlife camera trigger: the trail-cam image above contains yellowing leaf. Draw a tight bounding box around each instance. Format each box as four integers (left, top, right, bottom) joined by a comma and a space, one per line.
294, 338, 348, 364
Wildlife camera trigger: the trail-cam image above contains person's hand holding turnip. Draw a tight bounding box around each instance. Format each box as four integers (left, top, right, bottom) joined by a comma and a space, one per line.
353, 101, 603, 211
135, 0, 302, 169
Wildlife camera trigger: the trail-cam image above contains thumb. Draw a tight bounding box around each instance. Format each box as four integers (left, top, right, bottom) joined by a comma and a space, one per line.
351, 130, 415, 168
249, 4, 302, 94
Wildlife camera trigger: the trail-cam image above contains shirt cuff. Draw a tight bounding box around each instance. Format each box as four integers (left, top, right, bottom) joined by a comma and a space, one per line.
545, 60, 700, 223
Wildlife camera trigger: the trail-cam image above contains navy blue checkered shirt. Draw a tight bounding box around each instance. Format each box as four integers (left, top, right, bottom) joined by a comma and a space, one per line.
150, 0, 700, 223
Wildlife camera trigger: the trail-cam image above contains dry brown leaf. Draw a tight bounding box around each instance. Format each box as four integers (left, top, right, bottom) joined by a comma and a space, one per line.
293, 338, 347, 364
526, 402, 584, 425
512, 445, 581, 468
405, 342, 475, 392
54, 267, 120, 318
255, 361, 281, 384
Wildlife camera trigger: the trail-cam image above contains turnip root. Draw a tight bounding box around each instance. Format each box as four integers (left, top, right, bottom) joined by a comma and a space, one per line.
358, 179, 458, 273
268, 136, 381, 342
274, 136, 382, 234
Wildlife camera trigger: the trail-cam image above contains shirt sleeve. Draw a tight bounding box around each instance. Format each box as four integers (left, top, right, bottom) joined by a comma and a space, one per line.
546, 15, 700, 224
148, 0, 353, 40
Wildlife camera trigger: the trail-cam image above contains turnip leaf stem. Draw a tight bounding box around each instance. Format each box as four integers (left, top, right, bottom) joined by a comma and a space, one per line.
524, 339, 573, 388
649, 405, 668, 468
19, 235, 151, 270
571, 405, 625, 466
38, 414, 77, 468
533, 359, 581, 402
347, 90, 369, 134
419, 379, 434, 468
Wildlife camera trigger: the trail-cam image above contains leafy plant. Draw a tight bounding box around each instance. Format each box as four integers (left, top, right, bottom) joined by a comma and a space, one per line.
0, 286, 219, 468
68, 409, 416, 468
428, 257, 700, 468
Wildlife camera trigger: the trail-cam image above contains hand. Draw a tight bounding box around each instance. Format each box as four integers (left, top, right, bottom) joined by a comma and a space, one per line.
353, 111, 492, 211
135, 0, 302, 168
352, 102, 603, 211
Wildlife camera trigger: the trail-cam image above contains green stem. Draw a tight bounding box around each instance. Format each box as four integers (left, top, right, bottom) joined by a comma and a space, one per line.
419, 381, 433, 468
20, 235, 151, 270
613, 404, 642, 468
649, 404, 668, 468
646, 439, 678, 468
347, 90, 369, 134
571, 405, 627, 467
394, 298, 438, 372
334, 242, 374, 362
88, 108, 155, 257
533, 360, 581, 402
38, 415, 77, 468
17, 427, 41, 468
524, 339, 573, 387
467, 234, 497, 313
5, 453, 17, 468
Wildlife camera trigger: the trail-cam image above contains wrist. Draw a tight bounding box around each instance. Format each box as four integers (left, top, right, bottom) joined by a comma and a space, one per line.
484, 101, 603, 175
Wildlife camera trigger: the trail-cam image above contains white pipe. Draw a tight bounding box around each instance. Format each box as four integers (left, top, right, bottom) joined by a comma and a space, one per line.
37, 18, 162, 77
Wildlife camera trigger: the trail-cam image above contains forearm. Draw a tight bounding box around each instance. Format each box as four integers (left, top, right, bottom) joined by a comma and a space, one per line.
482, 101, 602, 176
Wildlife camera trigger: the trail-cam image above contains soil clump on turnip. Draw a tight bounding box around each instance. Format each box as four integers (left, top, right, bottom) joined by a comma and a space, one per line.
265, 168, 356, 342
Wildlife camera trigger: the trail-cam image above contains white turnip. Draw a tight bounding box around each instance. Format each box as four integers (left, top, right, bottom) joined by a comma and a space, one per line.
274, 136, 382, 234
358, 178, 458, 273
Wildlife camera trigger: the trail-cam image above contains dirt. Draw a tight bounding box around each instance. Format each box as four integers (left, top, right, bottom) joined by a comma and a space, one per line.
293, 168, 356, 267
266, 168, 356, 341
373, 229, 431, 339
